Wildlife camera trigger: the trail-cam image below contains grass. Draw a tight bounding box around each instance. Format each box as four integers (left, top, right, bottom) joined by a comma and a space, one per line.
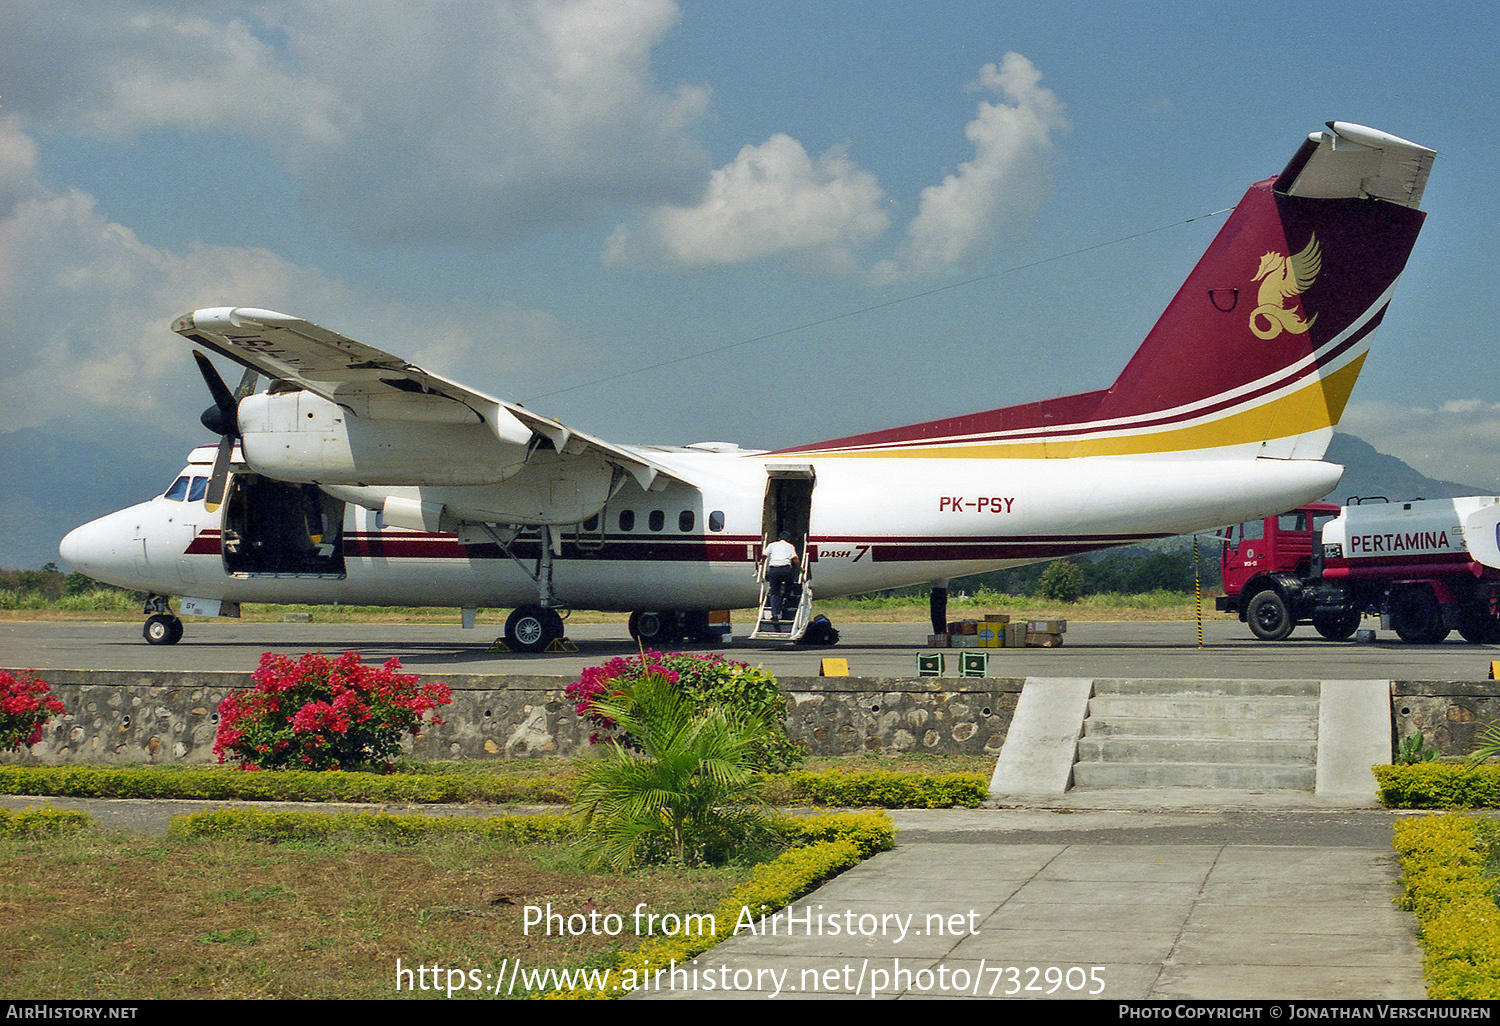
0, 825, 759, 999
0, 753, 968, 999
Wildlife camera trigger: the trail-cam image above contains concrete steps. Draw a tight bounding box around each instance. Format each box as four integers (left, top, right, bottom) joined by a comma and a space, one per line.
1073, 679, 1320, 790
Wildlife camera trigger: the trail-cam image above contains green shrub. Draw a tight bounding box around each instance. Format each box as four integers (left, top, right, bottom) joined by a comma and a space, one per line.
1375, 764, 1500, 808
1037, 560, 1085, 603
0, 806, 91, 837
762, 769, 988, 808
569, 672, 777, 870
167, 807, 575, 844
1393, 814, 1500, 999
567, 651, 801, 772
0, 764, 574, 804
1397, 731, 1440, 765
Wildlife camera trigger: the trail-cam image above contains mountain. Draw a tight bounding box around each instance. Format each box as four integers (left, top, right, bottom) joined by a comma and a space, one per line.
0, 419, 200, 571
1322, 433, 1487, 504
1, 428, 1490, 571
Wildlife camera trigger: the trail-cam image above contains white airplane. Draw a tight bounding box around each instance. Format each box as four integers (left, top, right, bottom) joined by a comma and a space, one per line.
60, 122, 1435, 652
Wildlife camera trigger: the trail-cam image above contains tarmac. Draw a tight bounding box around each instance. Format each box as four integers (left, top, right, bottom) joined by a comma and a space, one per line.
2, 786, 1433, 1002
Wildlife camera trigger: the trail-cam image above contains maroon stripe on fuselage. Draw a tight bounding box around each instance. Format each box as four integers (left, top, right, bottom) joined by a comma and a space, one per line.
186, 529, 1159, 564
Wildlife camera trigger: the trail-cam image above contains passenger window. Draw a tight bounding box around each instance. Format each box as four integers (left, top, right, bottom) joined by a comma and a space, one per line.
709, 511, 725, 532
583, 515, 599, 532
678, 510, 695, 532
188, 477, 208, 503
165, 476, 190, 501
619, 510, 635, 531
648, 510, 665, 532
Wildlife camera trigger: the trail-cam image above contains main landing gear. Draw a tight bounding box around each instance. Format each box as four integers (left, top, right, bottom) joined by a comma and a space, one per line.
627, 610, 727, 646
503, 605, 566, 653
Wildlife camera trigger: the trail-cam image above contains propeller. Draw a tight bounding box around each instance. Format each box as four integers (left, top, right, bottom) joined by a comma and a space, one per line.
192, 351, 258, 513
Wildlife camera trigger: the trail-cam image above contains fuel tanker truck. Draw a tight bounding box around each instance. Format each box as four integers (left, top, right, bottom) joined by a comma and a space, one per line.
1216, 496, 1500, 644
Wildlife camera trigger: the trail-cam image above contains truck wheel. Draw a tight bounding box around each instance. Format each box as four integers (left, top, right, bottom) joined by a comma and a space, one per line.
1459, 608, 1500, 645
1390, 588, 1450, 645
1246, 590, 1294, 641
1313, 611, 1360, 641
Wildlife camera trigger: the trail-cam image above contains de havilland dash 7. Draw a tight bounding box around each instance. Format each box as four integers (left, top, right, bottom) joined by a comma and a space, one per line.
59, 122, 1438, 652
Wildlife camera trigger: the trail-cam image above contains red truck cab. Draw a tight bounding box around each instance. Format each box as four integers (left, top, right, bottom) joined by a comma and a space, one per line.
1219, 503, 1340, 600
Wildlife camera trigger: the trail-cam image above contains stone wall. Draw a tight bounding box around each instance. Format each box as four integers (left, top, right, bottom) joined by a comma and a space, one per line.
9, 670, 1483, 767
1391, 681, 1500, 758
0, 669, 1022, 765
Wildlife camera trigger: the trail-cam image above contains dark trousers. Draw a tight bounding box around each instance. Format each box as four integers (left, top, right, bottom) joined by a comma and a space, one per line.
767, 564, 799, 621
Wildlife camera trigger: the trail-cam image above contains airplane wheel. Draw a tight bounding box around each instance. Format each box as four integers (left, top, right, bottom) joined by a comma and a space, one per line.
1246, 590, 1293, 641
628, 610, 678, 645
144, 614, 183, 645
505, 606, 556, 653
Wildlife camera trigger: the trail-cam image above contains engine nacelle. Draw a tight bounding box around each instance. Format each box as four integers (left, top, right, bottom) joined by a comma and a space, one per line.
326, 447, 621, 527
238, 391, 532, 486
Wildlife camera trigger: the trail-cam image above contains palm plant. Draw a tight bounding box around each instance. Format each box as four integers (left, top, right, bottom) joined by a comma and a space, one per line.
569, 671, 777, 871
1467, 722, 1500, 765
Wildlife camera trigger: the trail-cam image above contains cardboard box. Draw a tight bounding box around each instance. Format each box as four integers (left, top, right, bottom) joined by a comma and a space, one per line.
948, 620, 978, 635
927, 634, 950, 648
1027, 619, 1068, 634
983, 613, 1011, 625
1027, 632, 1065, 648
1004, 623, 1027, 647
975, 626, 1000, 648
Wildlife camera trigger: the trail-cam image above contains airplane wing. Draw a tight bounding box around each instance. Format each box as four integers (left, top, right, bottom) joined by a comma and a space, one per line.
172, 307, 686, 492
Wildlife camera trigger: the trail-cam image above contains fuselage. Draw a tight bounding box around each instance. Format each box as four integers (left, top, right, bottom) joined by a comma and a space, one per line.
60, 441, 1341, 614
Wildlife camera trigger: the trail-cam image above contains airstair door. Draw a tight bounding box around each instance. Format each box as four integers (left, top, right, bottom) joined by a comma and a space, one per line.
750, 464, 815, 641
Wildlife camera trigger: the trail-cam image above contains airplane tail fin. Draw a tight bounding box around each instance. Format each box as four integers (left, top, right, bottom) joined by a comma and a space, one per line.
793, 122, 1434, 461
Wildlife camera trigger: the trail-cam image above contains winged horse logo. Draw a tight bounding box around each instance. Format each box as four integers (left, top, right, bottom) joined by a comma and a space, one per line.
1250, 233, 1321, 340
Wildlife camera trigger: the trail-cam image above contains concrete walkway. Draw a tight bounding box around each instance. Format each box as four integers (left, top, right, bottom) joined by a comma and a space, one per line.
634, 790, 1430, 1001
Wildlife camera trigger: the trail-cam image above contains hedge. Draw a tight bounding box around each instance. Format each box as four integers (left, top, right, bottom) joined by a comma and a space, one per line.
1392, 814, 1500, 999
0, 764, 986, 809
1375, 764, 1500, 809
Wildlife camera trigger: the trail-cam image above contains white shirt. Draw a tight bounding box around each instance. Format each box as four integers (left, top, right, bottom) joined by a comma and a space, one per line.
765, 539, 798, 567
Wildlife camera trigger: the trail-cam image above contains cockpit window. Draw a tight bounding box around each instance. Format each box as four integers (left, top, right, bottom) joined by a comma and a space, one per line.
188, 477, 208, 503
165, 476, 191, 501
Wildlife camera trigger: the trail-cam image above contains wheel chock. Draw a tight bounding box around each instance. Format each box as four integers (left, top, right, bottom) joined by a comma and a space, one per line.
1490, 661, 1499, 680
819, 658, 848, 676
489, 638, 511, 652
545, 637, 578, 653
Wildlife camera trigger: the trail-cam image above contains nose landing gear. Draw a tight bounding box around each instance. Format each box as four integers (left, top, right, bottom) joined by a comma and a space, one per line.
143, 595, 184, 645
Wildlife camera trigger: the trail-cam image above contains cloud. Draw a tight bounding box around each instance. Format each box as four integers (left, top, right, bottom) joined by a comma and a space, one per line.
608, 52, 1068, 279
874, 53, 1069, 281
1341, 400, 1500, 489
602, 134, 889, 270
3, 0, 710, 244
0, 122, 589, 433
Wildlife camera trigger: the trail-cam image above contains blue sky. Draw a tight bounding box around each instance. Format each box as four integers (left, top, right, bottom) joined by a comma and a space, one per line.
3, 0, 1498, 491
